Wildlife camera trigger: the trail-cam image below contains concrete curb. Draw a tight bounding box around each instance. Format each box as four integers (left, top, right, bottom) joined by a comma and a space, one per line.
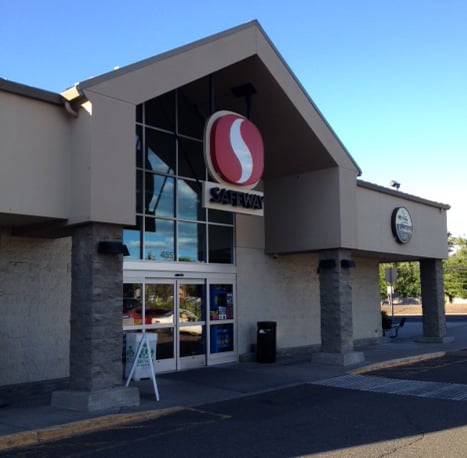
0, 406, 183, 452
350, 351, 447, 375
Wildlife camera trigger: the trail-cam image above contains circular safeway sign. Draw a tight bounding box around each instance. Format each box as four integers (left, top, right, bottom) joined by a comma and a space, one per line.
204, 111, 264, 189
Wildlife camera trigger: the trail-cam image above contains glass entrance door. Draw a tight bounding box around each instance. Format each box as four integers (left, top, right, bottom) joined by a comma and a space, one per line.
123, 276, 236, 373
177, 281, 206, 370
123, 279, 207, 373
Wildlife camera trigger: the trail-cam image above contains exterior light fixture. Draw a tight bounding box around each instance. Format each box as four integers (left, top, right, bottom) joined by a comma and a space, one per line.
98, 241, 130, 256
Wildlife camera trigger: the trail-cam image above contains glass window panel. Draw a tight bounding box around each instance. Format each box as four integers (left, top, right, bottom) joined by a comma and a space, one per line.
145, 285, 175, 360
136, 170, 143, 213
145, 283, 174, 319
179, 327, 205, 357
208, 209, 233, 225
145, 174, 174, 217
178, 179, 204, 221
179, 283, 205, 321
209, 225, 233, 264
209, 284, 234, 320
135, 125, 143, 168
123, 217, 142, 260
150, 328, 174, 360
132, 82, 236, 266
145, 128, 176, 175
178, 221, 206, 262
144, 91, 175, 130
177, 83, 208, 139
210, 324, 234, 353
122, 283, 143, 325
144, 218, 174, 261
136, 104, 143, 123
178, 138, 205, 180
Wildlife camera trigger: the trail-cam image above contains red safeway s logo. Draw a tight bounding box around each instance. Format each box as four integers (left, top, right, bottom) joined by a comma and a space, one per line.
204, 111, 264, 189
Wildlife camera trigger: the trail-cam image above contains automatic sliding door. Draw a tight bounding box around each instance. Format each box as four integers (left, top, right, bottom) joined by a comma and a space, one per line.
123, 275, 236, 373
177, 281, 207, 370
145, 283, 176, 372
122, 281, 177, 373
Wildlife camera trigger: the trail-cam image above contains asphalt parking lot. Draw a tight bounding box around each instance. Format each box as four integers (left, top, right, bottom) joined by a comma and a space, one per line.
364, 350, 467, 384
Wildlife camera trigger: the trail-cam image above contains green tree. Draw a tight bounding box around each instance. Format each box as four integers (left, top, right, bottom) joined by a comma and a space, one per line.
379, 262, 420, 300
395, 262, 420, 298
444, 236, 467, 302
379, 264, 388, 298
379, 237, 467, 304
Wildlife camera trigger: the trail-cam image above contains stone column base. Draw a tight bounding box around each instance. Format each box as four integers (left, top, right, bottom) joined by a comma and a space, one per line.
415, 336, 455, 344
51, 386, 140, 412
312, 351, 365, 366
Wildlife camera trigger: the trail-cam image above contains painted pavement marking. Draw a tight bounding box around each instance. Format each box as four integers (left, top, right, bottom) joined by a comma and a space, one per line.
313, 374, 467, 401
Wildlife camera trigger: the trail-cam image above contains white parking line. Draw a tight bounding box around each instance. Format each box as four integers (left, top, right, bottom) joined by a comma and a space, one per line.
313, 374, 467, 401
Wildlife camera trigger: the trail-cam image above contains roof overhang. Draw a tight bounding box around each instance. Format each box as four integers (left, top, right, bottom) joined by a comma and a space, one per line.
64, 20, 361, 179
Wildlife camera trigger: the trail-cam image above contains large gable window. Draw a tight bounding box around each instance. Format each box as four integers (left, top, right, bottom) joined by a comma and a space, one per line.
124, 83, 234, 264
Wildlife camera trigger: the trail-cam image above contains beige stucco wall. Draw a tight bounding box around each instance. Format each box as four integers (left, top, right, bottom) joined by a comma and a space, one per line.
264, 168, 343, 254
79, 25, 258, 106
0, 91, 70, 221
236, 213, 320, 356
352, 256, 382, 343
0, 231, 71, 386
356, 185, 448, 259
236, 248, 321, 356
68, 91, 136, 226
0, 88, 136, 228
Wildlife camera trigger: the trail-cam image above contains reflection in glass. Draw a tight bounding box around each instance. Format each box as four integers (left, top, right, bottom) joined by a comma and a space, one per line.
145, 174, 174, 217
123, 217, 142, 260
178, 282, 206, 359
178, 222, 206, 262
135, 125, 143, 168
150, 328, 174, 360
136, 170, 143, 213
179, 327, 205, 357
145, 284, 174, 318
144, 218, 174, 260
123, 283, 142, 302
145, 128, 176, 175
209, 225, 233, 264
178, 179, 204, 221
179, 283, 205, 321
123, 283, 143, 325
133, 87, 235, 267
178, 138, 205, 180
177, 83, 207, 138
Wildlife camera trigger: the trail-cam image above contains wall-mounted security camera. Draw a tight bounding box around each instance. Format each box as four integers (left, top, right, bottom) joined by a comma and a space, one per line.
390, 180, 400, 190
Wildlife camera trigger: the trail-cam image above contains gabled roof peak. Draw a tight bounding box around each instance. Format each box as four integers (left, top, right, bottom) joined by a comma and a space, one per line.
66, 20, 361, 176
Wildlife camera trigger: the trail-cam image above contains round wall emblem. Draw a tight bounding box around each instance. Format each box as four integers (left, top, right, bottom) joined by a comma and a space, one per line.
391, 207, 413, 244
204, 111, 264, 189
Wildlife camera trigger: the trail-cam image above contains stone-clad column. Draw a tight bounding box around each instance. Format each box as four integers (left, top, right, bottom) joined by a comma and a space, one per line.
417, 258, 453, 343
313, 250, 364, 366
52, 223, 139, 411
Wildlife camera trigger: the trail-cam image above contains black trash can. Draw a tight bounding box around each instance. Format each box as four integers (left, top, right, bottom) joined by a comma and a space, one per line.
256, 321, 276, 363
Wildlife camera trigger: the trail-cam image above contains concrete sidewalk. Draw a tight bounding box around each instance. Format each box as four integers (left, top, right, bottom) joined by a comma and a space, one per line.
1, 319, 467, 452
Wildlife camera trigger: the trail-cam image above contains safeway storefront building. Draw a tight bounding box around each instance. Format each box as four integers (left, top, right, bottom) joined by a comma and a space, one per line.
0, 21, 450, 410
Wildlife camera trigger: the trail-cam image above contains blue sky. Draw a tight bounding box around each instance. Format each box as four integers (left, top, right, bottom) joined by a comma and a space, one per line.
2, 0, 466, 236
